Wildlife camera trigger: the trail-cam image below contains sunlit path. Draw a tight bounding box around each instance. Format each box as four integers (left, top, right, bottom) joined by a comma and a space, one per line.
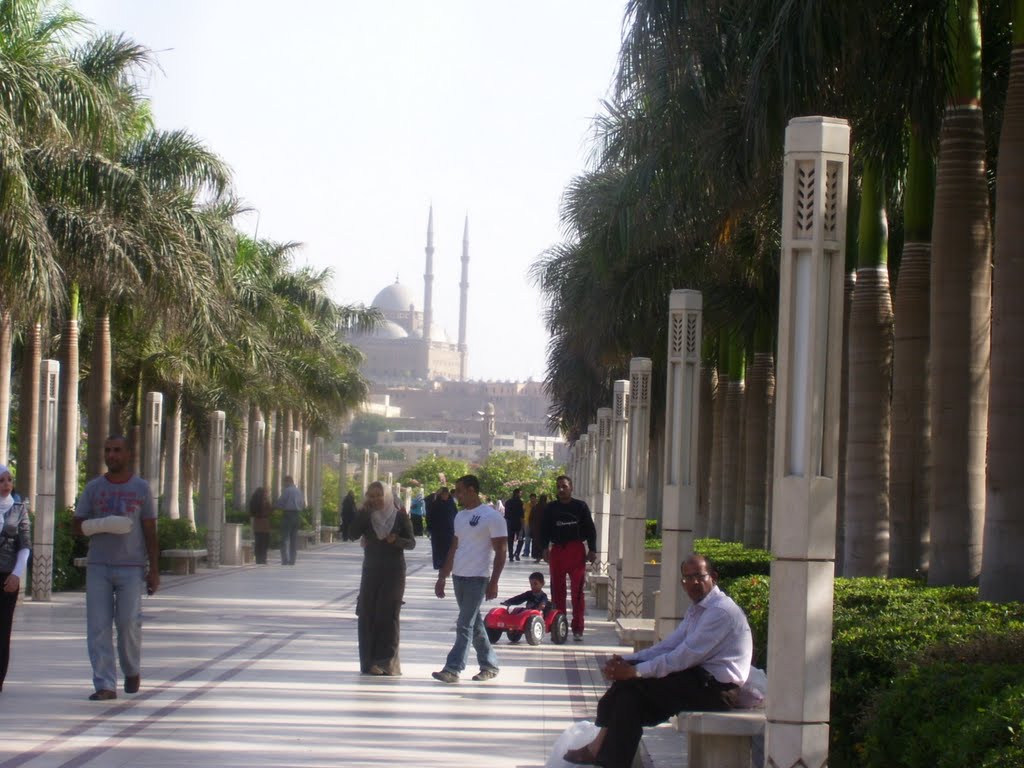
0, 542, 660, 768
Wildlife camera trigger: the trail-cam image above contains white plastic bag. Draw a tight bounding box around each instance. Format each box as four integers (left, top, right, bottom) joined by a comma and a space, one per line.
734, 666, 767, 709
546, 720, 600, 768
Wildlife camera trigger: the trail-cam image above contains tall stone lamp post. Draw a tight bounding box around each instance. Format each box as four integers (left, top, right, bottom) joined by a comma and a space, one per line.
657, 290, 703, 640
205, 411, 226, 568
312, 436, 324, 543
607, 379, 629, 619
765, 116, 849, 768
593, 407, 613, 578
143, 392, 163, 504
32, 360, 59, 601
619, 358, 652, 618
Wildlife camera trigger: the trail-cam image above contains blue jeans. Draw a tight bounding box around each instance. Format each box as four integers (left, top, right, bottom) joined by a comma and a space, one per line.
86, 564, 145, 692
280, 511, 299, 565
444, 575, 499, 674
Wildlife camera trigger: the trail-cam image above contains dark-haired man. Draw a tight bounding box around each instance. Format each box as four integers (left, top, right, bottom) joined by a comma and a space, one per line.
433, 474, 507, 683
564, 555, 753, 767
538, 475, 596, 640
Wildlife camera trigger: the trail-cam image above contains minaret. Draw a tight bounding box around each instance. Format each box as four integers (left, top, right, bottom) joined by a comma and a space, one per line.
458, 215, 470, 380
423, 206, 434, 342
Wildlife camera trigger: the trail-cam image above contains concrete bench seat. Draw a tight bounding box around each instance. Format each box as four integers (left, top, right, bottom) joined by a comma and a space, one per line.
73, 557, 88, 568
295, 530, 316, 550
674, 709, 765, 768
241, 539, 255, 564
160, 548, 208, 575
616, 617, 656, 650
320, 526, 336, 544
589, 574, 611, 609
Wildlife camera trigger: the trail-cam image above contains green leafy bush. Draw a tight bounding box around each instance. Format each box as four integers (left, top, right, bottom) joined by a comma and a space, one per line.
696, 538, 772, 580
724, 575, 1024, 767
52, 507, 88, 591
157, 517, 206, 550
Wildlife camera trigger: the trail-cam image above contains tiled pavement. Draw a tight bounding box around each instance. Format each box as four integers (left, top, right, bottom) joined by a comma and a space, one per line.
0, 540, 686, 768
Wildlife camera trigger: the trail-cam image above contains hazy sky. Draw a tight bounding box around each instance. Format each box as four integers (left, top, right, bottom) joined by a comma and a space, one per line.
70, 1, 627, 382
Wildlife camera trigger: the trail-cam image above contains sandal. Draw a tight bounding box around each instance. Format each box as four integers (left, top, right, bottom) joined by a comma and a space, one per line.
564, 746, 598, 765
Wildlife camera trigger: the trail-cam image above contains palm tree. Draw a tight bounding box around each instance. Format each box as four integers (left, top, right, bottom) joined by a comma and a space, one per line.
843, 161, 894, 577
980, 0, 1024, 602
928, 0, 992, 586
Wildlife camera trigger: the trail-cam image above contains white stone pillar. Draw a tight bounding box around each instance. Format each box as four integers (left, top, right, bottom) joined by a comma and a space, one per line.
339, 442, 350, 506
361, 449, 370, 495
205, 411, 226, 568
619, 358, 652, 618
163, 385, 183, 520
577, 434, 589, 502
32, 360, 59, 601
586, 423, 599, 515
765, 116, 849, 768
658, 290, 703, 639
607, 379, 630, 619
289, 430, 302, 488
386, 471, 394, 486
403, 485, 412, 512
593, 408, 613, 577
143, 392, 163, 504
370, 452, 379, 483
312, 436, 324, 543
250, 417, 266, 494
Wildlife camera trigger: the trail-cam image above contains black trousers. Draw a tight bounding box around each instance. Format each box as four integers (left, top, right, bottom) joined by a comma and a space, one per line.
411, 516, 424, 536
0, 572, 17, 689
595, 667, 737, 768
253, 532, 270, 564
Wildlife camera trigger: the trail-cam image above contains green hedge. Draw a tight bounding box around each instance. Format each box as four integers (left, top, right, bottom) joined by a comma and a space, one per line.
722, 575, 1024, 767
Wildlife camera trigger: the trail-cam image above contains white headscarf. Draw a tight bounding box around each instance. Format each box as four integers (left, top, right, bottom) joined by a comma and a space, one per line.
368, 481, 400, 540
0, 463, 14, 514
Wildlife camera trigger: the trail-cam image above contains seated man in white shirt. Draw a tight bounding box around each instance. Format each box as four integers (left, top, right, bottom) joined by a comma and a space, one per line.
565, 554, 753, 767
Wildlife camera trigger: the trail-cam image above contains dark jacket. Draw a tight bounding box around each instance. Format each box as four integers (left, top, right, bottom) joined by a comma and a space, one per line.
0, 500, 31, 573
537, 497, 596, 553
426, 494, 458, 569
503, 588, 550, 612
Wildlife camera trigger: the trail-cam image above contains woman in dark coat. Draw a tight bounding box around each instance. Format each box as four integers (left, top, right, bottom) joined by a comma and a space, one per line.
349, 481, 415, 675
248, 487, 272, 564
340, 490, 357, 541
425, 487, 458, 570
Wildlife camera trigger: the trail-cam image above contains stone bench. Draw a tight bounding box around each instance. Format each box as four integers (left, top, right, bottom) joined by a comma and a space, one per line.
320, 526, 336, 544
160, 549, 208, 575
241, 539, 255, 564
295, 530, 316, 550
590, 574, 611, 609
674, 710, 765, 768
616, 617, 656, 651
73, 556, 88, 568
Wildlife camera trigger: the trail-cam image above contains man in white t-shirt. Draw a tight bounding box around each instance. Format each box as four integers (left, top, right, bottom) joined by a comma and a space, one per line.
433, 474, 507, 683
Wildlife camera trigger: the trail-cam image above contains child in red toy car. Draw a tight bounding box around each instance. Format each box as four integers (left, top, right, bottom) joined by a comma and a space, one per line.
502, 572, 551, 613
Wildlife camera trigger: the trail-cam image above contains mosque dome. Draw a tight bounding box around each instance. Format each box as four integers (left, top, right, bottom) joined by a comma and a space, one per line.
368, 319, 409, 340
372, 280, 419, 313
408, 322, 451, 343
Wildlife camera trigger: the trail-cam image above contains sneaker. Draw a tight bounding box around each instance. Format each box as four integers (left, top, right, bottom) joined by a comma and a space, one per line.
88, 689, 117, 701
124, 674, 141, 694
432, 669, 459, 684
573, 633, 584, 642
472, 667, 499, 682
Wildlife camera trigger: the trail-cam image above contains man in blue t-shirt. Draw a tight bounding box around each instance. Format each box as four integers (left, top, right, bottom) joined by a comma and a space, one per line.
73, 436, 159, 701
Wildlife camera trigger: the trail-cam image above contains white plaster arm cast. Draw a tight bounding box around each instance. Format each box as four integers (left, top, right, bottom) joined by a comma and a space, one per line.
81, 516, 134, 536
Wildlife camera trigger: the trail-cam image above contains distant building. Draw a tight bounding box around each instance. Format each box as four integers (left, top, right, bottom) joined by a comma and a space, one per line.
345, 207, 565, 471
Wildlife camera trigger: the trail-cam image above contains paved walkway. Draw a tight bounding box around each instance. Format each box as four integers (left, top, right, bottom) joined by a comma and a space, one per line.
1, 540, 686, 768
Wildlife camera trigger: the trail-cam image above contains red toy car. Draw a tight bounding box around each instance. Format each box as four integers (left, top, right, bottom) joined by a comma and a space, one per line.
484, 606, 569, 645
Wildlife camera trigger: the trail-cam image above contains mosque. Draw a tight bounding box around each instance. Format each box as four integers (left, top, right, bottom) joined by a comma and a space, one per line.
347, 207, 566, 466
351, 207, 467, 383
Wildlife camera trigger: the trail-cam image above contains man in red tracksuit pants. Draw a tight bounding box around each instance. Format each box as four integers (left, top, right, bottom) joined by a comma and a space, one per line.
538, 475, 597, 641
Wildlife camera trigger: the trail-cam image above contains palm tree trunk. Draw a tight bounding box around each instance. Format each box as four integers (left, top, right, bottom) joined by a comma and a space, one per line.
234, 400, 249, 513
709, 361, 728, 539
181, 440, 196, 524
18, 321, 42, 508
86, 309, 111, 479
722, 340, 745, 542
56, 286, 81, 513
929, 0, 991, 586
163, 378, 183, 519
980, 2, 1024, 602
0, 311, 12, 465
844, 162, 894, 577
696, 364, 716, 538
742, 323, 774, 549
890, 131, 934, 578
264, 409, 275, 498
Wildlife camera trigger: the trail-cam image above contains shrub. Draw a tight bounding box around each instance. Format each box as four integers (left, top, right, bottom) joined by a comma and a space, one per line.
52, 507, 88, 592
696, 538, 772, 581
157, 517, 206, 551
724, 575, 1024, 767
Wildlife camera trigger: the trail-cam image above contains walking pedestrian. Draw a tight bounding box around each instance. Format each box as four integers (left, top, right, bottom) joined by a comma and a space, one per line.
275, 476, 304, 565
538, 476, 596, 642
